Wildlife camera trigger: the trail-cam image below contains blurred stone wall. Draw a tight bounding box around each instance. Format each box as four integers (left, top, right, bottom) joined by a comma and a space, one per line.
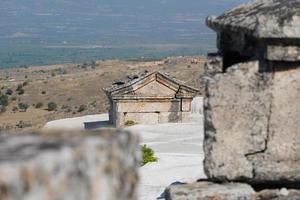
0, 130, 140, 200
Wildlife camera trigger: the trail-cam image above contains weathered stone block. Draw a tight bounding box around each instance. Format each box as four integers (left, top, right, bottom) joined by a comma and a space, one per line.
0, 130, 139, 200
266, 46, 300, 62
204, 60, 300, 182
125, 112, 159, 124
117, 101, 180, 113
204, 61, 272, 181
257, 189, 300, 200
206, 0, 300, 72
165, 181, 255, 200
250, 67, 300, 183
206, 0, 300, 39
166, 181, 300, 200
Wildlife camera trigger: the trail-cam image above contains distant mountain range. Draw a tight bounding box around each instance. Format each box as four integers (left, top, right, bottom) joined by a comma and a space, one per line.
0, 0, 247, 67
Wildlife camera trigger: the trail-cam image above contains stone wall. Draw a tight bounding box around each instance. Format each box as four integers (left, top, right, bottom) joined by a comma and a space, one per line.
204, 60, 300, 183
112, 99, 193, 127
0, 130, 140, 200
166, 59, 300, 199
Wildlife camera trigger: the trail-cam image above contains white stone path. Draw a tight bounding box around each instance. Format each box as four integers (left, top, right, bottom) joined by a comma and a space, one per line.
128, 122, 206, 199
44, 114, 206, 200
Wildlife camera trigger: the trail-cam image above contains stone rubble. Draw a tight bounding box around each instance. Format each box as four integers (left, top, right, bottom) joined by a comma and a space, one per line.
166, 181, 300, 200
165, 181, 255, 200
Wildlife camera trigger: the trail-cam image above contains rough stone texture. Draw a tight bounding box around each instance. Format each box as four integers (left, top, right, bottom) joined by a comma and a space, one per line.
165, 181, 255, 200
257, 189, 300, 200
206, 0, 300, 72
204, 61, 273, 181
206, 0, 300, 39
165, 181, 300, 200
250, 67, 300, 182
0, 130, 139, 200
198, 53, 223, 94
203, 54, 223, 75
204, 60, 300, 182
266, 45, 300, 61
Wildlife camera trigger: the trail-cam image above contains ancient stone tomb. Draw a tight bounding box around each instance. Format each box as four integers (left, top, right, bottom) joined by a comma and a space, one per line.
104, 71, 199, 127
167, 0, 300, 199
204, 0, 300, 184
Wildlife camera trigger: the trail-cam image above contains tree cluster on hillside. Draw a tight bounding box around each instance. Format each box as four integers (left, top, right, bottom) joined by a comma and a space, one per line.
0, 92, 8, 113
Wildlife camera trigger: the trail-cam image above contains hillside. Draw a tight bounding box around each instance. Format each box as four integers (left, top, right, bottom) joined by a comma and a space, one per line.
0, 56, 206, 132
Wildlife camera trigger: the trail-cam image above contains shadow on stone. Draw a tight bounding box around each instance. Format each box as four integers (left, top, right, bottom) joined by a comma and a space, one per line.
158, 181, 186, 200
84, 121, 112, 130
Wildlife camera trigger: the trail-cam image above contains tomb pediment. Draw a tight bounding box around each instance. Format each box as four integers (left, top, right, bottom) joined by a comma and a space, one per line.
104, 71, 199, 100
132, 80, 176, 97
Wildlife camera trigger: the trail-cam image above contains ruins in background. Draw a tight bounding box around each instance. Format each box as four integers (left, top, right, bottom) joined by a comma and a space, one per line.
104, 71, 199, 127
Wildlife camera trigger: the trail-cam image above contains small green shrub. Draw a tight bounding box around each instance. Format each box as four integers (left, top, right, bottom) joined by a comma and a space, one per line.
22, 80, 30, 86
124, 120, 137, 126
61, 105, 69, 109
47, 102, 57, 111
78, 104, 87, 112
16, 84, 23, 91
17, 88, 25, 95
16, 120, 32, 129
5, 88, 13, 95
90, 101, 97, 107
18, 102, 29, 112
35, 102, 43, 109
81, 63, 88, 69
0, 92, 8, 107
0, 92, 8, 113
141, 145, 158, 166
16, 84, 25, 95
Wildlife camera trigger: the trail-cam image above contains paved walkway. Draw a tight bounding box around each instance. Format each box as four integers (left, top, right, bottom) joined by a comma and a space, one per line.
43, 114, 111, 130
127, 122, 206, 200
44, 114, 206, 199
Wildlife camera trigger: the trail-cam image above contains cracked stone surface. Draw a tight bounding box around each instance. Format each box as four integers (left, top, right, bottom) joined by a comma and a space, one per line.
204, 60, 300, 182
256, 189, 300, 200
0, 130, 139, 200
266, 46, 300, 62
206, 0, 300, 39
206, 0, 300, 67
166, 181, 300, 200
165, 181, 256, 200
